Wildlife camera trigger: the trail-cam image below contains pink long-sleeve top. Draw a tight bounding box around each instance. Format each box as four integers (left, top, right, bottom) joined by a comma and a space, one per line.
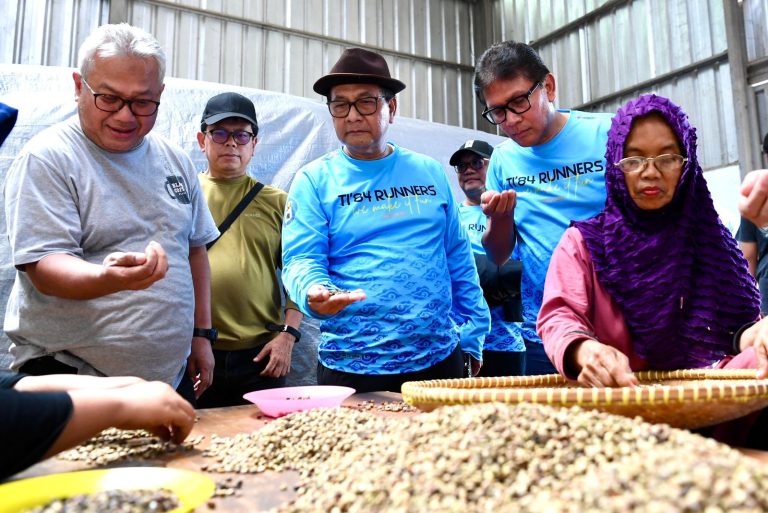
538, 227, 758, 379
537, 227, 647, 379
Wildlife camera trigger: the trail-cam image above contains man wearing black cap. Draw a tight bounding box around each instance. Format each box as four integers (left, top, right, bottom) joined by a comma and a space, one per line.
3, 24, 218, 404
452, 140, 526, 377
195, 92, 304, 407
281, 48, 490, 393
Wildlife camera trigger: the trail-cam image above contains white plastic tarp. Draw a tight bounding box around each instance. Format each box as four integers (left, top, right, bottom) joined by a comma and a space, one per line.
0, 64, 505, 383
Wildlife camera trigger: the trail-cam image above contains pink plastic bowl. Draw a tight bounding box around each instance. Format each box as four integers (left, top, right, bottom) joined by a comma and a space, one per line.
243, 385, 356, 418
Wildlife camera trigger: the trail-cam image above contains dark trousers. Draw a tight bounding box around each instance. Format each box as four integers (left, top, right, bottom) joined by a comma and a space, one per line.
196, 347, 286, 409
476, 350, 526, 378
317, 344, 465, 393
19, 355, 197, 406
523, 340, 558, 376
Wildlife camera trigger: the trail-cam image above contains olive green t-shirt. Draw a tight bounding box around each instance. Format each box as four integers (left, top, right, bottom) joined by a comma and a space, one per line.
199, 173, 298, 350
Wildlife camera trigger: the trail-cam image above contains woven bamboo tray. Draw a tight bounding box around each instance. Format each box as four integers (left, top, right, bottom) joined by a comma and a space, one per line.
401, 369, 768, 429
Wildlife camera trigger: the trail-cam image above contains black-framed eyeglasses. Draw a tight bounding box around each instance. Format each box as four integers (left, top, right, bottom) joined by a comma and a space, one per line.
80, 78, 160, 117
205, 129, 256, 145
615, 154, 687, 174
481, 80, 544, 125
327, 96, 386, 118
455, 157, 487, 174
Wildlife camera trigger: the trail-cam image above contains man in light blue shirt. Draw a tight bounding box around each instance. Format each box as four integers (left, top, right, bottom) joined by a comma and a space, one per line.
475, 41, 612, 375
282, 48, 490, 392
452, 140, 525, 376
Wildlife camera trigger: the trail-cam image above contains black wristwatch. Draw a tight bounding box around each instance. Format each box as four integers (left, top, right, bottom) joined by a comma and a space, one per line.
193, 327, 218, 344
266, 323, 301, 342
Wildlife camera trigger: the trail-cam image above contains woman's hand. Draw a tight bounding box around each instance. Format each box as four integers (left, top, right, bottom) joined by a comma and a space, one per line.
567, 339, 639, 388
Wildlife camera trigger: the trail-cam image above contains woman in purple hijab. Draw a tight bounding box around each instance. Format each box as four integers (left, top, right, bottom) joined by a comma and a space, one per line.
538, 95, 767, 397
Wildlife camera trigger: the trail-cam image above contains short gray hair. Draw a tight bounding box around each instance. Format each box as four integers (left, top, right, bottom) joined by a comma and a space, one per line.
78, 23, 166, 82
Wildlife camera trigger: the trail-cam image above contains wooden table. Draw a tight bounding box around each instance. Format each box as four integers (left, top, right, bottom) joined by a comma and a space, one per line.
10, 392, 406, 512
9, 391, 768, 512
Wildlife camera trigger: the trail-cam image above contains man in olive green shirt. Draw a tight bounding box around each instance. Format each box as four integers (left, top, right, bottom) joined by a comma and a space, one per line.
196, 92, 303, 407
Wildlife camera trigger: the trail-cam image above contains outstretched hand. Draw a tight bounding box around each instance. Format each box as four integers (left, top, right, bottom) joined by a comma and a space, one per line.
102, 240, 168, 291
307, 284, 366, 316
480, 190, 516, 218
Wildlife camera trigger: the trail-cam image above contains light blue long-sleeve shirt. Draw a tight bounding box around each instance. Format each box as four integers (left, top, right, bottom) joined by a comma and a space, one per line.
282, 144, 489, 374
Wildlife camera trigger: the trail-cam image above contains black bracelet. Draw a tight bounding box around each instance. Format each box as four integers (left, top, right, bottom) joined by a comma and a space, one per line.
266, 323, 301, 343
732, 321, 758, 354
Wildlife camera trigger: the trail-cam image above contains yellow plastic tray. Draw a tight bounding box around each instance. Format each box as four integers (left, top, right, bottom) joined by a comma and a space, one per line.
0, 467, 215, 513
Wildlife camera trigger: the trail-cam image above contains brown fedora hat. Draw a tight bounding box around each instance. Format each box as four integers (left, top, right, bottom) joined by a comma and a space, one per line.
313, 47, 406, 96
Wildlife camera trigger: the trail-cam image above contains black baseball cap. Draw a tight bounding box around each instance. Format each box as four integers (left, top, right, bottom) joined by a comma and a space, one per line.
763, 132, 768, 154
201, 93, 258, 134
449, 140, 494, 166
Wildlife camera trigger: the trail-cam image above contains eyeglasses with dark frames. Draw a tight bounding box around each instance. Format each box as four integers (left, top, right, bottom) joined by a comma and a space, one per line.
327, 96, 387, 118
80, 78, 160, 117
481, 80, 544, 125
455, 157, 488, 174
205, 129, 256, 145
615, 154, 687, 174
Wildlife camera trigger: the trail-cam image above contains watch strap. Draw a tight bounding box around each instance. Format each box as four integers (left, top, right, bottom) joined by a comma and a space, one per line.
266, 323, 301, 342
192, 327, 218, 344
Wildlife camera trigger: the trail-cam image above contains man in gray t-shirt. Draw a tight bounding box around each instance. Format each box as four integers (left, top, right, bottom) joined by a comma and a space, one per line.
3, 24, 218, 403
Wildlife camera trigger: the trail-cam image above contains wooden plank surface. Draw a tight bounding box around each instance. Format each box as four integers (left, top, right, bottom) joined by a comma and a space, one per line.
8, 391, 406, 512
7, 391, 768, 511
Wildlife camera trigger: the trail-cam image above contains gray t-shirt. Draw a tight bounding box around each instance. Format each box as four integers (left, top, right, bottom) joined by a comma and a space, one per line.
4, 117, 218, 385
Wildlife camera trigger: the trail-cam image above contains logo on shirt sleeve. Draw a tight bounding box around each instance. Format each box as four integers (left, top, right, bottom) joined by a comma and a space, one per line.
284, 198, 297, 225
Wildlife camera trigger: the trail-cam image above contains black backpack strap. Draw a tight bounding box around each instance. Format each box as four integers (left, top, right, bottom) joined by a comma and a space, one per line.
206, 182, 264, 250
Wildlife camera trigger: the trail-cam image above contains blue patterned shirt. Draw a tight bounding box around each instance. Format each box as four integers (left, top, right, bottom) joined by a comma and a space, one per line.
458, 203, 524, 353
282, 144, 489, 374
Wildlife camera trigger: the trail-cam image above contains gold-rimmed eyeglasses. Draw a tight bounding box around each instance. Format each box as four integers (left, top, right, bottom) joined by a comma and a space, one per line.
615, 154, 687, 174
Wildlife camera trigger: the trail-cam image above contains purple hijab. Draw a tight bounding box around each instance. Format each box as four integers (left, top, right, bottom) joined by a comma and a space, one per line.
573, 94, 759, 369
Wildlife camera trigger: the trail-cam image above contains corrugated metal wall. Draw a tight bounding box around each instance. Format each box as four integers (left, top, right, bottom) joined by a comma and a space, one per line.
1, 0, 482, 128
746, 0, 768, 153
2, 0, 768, 163
746, 0, 768, 61
479, 0, 740, 170
0, 0, 109, 65
121, 0, 481, 129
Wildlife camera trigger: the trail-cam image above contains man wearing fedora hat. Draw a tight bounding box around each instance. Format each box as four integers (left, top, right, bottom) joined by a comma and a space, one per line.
195, 92, 304, 408
282, 48, 490, 393
452, 140, 526, 377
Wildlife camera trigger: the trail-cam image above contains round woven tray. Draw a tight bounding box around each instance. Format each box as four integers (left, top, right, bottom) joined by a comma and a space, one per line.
401, 369, 768, 429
